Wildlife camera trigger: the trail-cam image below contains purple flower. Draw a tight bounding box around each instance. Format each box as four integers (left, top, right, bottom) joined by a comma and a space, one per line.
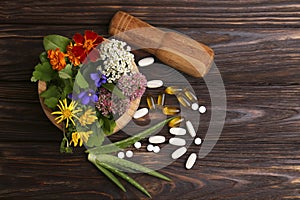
78, 89, 98, 105
90, 72, 107, 87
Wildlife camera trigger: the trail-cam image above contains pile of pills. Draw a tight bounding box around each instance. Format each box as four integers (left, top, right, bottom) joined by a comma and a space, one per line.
119, 57, 208, 170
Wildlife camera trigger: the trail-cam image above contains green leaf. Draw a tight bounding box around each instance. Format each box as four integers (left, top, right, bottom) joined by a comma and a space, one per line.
92, 161, 126, 192
75, 71, 89, 89
43, 35, 71, 52
102, 83, 125, 100
87, 117, 175, 154
31, 62, 56, 82
44, 97, 58, 109
39, 52, 48, 63
40, 85, 60, 99
95, 154, 171, 182
59, 64, 73, 79
102, 116, 116, 136
85, 124, 105, 147
61, 79, 73, 99
97, 161, 151, 198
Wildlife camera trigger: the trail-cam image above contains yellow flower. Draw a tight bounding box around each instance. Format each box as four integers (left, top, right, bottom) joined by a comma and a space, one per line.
51, 99, 81, 128
78, 108, 98, 126
70, 131, 93, 147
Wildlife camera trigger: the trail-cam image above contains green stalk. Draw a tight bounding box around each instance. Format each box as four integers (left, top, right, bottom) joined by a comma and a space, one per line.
88, 154, 126, 192
87, 117, 175, 154
97, 161, 151, 198
92, 154, 171, 182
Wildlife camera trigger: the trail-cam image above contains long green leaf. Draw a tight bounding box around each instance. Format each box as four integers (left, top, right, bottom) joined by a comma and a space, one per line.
94, 154, 171, 182
88, 154, 126, 192
94, 161, 126, 192
87, 117, 175, 154
98, 161, 151, 198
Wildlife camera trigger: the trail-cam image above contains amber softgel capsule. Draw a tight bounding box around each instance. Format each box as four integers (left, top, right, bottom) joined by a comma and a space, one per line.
168, 116, 184, 128
165, 86, 182, 95
162, 106, 181, 116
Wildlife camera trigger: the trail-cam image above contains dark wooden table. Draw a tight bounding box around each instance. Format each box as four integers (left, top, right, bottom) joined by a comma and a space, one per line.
1, 1, 300, 199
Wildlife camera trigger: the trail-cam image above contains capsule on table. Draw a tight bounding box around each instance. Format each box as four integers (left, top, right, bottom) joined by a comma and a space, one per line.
165, 86, 182, 95
168, 116, 184, 128
177, 93, 192, 108
157, 93, 166, 108
162, 106, 181, 116
183, 88, 198, 102
146, 95, 156, 110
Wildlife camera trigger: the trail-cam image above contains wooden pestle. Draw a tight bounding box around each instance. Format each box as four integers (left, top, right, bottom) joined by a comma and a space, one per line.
109, 11, 214, 78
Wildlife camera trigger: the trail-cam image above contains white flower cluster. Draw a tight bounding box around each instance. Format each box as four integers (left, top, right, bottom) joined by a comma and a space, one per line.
97, 39, 134, 83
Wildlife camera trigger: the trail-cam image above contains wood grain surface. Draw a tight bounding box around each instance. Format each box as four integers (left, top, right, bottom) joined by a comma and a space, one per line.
1, 0, 300, 199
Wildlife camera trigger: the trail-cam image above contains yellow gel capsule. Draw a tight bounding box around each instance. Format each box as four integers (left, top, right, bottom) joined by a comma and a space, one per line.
165, 86, 182, 95
162, 106, 181, 116
177, 93, 191, 108
184, 88, 197, 102
147, 95, 156, 110
157, 93, 165, 107
168, 116, 184, 128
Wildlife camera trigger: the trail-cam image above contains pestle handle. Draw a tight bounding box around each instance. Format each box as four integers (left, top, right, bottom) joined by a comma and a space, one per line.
109, 11, 214, 78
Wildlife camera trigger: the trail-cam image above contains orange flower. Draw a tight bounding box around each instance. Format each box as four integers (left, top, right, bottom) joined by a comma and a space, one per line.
47, 48, 66, 71
72, 30, 104, 62
66, 43, 81, 66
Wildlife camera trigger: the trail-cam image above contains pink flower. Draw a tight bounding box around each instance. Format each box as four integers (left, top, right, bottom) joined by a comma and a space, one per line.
117, 73, 147, 101
95, 88, 112, 117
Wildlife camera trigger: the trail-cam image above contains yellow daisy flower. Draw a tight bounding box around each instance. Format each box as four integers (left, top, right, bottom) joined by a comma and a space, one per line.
78, 108, 98, 126
51, 99, 81, 128
70, 131, 93, 147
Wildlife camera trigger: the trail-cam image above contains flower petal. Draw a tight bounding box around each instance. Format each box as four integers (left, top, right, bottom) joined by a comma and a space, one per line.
84, 30, 97, 41
78, 91, 87, 99
73, 33, 84, 44
87, 49, 100, 62
81, 95, 90, 105
92, 94, 98, 103
90, 73, 99, 81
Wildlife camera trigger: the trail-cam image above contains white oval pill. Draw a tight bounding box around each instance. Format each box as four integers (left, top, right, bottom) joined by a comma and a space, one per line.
117, 151, 125, 159
199, 105, 206, 114
186, 121, 196, 138
126, 150, 133, 158
194, 137, 202, 145
138, 57, 154, 67
153, 146, 160, 153
171, 147, 187, 159
149, 135, 166, 144
169, 138, 186, 146
133, 108, 149, 119
185, 153, 197, 169
191, 103, 199, 111
147, 80, 163, 88
169, 127, 186, 136
134, 141, 142, 149
147, 144, 154, 152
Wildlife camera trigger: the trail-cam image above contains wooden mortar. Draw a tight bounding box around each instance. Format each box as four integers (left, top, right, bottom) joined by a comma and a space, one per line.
109, 11, 214, 78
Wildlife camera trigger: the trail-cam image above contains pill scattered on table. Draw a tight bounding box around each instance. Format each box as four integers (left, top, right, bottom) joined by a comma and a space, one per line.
169, 127, 186, 136
153, 146, 160, 153
134, 141, 142, 149
133, 108, 149, 119
186, 120, 196, 137
169, 138, 186, 146
147, 144, 154, 152
117, 151, 125, 159
126, 150, 133, 158
199, 106, 206, 114
138, 57, 154, 67
149, 135, 166, 144
194, 137, 202, 145
171, 147, 187, 159
168, 116, 184, 128
191, 103, 199, 111
185, 153, 197, 169
147, 80, 163, 88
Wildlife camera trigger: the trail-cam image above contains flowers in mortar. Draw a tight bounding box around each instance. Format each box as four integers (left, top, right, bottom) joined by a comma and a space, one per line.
31, 30, 147, 148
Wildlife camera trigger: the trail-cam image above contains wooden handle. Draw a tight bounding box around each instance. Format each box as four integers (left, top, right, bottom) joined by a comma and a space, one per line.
109, 11, 214, 77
